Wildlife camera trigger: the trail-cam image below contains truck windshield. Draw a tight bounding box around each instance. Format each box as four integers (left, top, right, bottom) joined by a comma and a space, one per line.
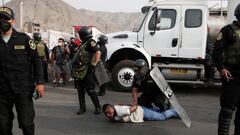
133, 6, 150, 32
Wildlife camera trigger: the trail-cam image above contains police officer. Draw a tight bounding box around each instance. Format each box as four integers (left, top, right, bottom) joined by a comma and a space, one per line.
0, 7, 44, 135
212, 3, 240, 135
131, 59, 169, 111
97, 34, 108, 96
72, 26, 101, 115
33, 32, 49, 83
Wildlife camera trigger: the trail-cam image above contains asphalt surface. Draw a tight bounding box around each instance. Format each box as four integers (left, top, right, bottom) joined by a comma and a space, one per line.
12, 83, 235, 135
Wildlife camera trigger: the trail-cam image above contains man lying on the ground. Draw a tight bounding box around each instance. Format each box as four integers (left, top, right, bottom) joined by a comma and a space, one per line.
102, 103, 179, 123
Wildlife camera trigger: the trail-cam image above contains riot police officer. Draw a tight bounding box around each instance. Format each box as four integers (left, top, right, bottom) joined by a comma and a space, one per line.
131, 59, 169, 111
72, 26, 101, 115
97, 34, 108, 96
212, 3, 240, 135
33, 32, 49, 83
0, 7, 44, 135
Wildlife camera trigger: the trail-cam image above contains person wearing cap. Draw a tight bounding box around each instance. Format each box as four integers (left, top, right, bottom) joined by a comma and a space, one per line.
212, 3, 240, 135
0, 6, 44, 135
131, 59, 170, 112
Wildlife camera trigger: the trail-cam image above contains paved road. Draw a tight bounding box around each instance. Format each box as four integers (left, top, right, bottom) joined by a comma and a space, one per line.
12, 83, 235, 135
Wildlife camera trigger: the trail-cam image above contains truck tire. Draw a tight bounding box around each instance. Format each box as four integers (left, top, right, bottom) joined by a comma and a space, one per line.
111, 60, 135, 91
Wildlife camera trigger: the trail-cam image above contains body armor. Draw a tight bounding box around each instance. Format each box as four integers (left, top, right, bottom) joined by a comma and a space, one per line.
224, 24, 240, 65
36, 41, 45, 58
72, 40, 91, 80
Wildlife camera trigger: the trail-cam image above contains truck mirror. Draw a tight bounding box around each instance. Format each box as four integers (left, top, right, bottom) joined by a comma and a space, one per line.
141, 6, 150, 13
150, 9, 160, 35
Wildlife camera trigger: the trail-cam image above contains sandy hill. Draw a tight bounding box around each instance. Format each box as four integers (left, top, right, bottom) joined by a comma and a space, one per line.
6, 0, 140, 33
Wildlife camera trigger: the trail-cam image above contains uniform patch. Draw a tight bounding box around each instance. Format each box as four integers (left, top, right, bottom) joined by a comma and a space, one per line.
217, 32, 223, 41
90, 41, 97, 47
14, 45, 25, 50
29, 40, 36, 50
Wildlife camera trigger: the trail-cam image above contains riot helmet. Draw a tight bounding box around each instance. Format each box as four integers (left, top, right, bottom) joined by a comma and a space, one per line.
134, 59, 147, 68
78, 26, 93, 41
33, 32, 42, 41
235, 3, 240, 21
97, 35, 108, 45
133, 59, 149, 78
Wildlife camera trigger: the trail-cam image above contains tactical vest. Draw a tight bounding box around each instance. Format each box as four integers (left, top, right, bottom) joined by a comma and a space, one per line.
224, 24, 240, 65
36, 41, 45, 57
72, 40, 91, 80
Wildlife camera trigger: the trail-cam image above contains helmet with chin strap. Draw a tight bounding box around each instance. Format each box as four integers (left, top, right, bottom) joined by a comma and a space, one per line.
78, 26, 93, 42
134, 59, 147, 68
133, 59, 149, 78
33, 33, 42, 41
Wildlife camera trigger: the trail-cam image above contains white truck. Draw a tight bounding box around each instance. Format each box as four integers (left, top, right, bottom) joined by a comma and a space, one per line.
105, 0, 232, 91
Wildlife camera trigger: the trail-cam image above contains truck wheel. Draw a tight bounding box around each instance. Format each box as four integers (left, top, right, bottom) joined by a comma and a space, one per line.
112, 60, 135, 91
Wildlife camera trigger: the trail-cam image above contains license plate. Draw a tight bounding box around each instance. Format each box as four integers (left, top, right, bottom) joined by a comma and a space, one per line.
170, 69, 188, 74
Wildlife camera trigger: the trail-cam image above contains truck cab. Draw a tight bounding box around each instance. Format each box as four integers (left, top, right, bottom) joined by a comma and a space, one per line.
106, 0, 218, 91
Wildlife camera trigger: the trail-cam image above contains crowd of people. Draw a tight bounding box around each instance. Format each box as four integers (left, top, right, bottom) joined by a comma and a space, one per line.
32, 31, 108, 89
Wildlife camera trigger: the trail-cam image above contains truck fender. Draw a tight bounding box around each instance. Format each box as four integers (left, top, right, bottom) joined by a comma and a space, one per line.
107, 42, 152, 68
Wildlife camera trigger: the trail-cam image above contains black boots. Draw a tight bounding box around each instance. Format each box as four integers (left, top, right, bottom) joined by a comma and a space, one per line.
77, 91, 86, 115
218, 107, 234, 135
94, 107, 101, 115
77, 91, 101, 115
77, 106, 86, 115
89, 91, 101, 115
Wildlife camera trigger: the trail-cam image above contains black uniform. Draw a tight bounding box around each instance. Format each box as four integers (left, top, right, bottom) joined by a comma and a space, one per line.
100, 45, 107, 62
212, 21, 240, 135
0, 29, 44, 135
69, 42, 78, 60
43, 43, 50, 82
132, 71, 169, 111
34, 40, 49, 83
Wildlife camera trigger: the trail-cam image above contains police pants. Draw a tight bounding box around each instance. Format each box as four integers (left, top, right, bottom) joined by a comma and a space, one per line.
42, 61, 48, 82
0, 93, 35, 135
220, 73, 240, 133
76, 69, 100, 108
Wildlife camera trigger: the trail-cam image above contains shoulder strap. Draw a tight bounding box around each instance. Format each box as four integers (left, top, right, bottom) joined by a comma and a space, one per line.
71, 40, 90, 64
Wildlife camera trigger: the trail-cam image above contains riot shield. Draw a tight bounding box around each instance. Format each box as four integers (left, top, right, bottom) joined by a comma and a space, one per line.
150, 66, 191, 128
94, 61, 109, 86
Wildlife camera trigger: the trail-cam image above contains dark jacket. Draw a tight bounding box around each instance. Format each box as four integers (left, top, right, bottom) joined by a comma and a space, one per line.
0, 29, 44, 94
212, 21, 240, 72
